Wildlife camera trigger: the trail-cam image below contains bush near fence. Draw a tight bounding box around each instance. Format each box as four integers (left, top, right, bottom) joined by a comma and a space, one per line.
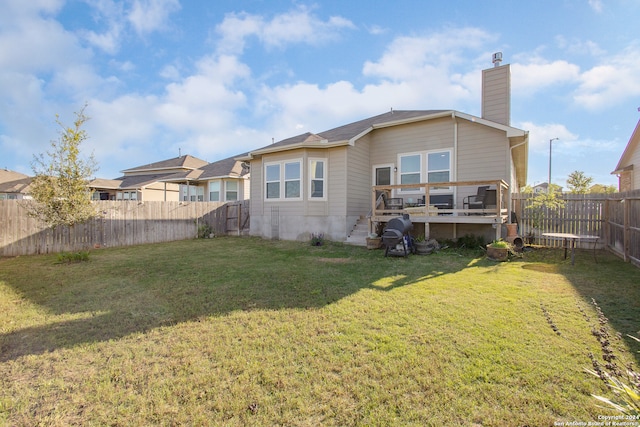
0, 200, 249, 257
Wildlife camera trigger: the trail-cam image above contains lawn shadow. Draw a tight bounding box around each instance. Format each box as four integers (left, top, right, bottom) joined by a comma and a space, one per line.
523, 247, 640, 366
0, 239, 454, 361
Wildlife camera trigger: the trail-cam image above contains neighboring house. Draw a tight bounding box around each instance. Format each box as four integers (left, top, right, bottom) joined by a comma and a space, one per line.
0, 169, 32, 200
532, 182, 563, 194
612, 118, 640, 192
160, 154, 250, 202
90, 154, 250, 202
90, 155, 209, 201
239, 57, 529, 243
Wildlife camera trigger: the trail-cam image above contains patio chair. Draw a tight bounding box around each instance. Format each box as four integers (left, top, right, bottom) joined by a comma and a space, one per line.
379, 193, 403, 213
463, 186, 489, 213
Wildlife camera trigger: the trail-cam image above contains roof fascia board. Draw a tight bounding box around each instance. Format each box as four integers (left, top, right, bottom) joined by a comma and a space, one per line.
241, 139, 339, 159
613, 119, 640, 172
121, 166, 198, 174
453, 111, 527, 138
348, 110, 455, 145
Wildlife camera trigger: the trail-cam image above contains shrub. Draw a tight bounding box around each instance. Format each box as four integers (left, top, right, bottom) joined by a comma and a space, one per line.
57, 251, 90, 263
310, 233, 325, 246
456, 233, 486, 249
197, 223, 214, 239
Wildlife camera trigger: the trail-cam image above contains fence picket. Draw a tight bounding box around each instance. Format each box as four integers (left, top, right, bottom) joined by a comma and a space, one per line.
0, 200, 249, 256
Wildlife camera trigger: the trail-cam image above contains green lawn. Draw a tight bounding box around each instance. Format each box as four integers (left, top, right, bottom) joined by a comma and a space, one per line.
1, 237, 639, 426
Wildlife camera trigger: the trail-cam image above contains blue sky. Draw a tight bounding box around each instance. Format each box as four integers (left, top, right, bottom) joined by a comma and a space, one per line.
1, 0, 639, 188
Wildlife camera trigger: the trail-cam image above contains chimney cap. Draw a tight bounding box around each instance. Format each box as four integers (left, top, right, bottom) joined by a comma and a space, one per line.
492, 52, 503, 67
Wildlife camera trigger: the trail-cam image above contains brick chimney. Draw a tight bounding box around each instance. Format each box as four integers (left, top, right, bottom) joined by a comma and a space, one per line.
481, 52, 511, 126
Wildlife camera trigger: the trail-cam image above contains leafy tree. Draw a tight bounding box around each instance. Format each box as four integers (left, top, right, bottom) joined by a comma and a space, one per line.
525, 189, 565, 234
28, 106, 98, 228
566, 170, 593, 194
589, 184, 617, 194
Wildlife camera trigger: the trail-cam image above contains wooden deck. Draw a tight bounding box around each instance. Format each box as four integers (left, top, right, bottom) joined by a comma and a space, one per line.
369, 180, 511, 239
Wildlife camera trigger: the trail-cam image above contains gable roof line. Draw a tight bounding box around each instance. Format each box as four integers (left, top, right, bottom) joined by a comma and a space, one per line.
240, 110, 529, 160
347, 110, 456, 145
612, 119, 640, 175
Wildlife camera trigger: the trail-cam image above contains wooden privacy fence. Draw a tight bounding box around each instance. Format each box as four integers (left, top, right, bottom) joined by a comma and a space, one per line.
602, 194, 640, 265
0, 200, 250, 256
513, 191, 640, 266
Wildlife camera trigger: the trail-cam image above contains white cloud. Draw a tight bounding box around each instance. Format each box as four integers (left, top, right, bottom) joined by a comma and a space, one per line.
573, 44, 640, 110
510, 59, 581, 96
555, 35, 605, 56
517, 121, 578, 153
363, 28, 496, 81
589, 0, 603, 13
127, 0, 181, 35
216, 6, 356, 55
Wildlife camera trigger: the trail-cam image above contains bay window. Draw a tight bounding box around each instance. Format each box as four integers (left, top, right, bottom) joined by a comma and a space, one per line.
265, 160, 302, 200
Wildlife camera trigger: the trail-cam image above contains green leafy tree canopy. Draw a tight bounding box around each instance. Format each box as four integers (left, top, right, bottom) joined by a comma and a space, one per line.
566, 170, 593, 194
28, 105, 98, 228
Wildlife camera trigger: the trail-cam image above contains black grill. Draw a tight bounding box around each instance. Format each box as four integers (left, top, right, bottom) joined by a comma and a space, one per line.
381, 214, 413, 257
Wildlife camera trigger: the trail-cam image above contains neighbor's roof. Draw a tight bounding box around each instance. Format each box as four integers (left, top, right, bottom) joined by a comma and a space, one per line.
612, 118, 640, 175
121, 154, 209, 174
0, 169, 32, 194
89, 178, 123, 190
197, 154, 249, 179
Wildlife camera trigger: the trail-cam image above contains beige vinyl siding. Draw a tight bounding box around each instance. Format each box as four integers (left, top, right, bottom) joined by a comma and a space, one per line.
242, 177, 250, 201
369, 117, 454, 166
456, 120, 508, 182
630, 147, 640, 190
142, 183, 180, 201
305, 148, 330, 216
250, 157, 264, 215
346, 136, 371, 216
482, 65, 511, 126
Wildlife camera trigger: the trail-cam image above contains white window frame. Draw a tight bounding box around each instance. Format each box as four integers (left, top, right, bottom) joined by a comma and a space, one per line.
264, 159, 303, 201
225, 180, 238, 201
398, 152, 422, 194
309, 158, 327, 200
209, 181, 220, 201
426, 149, 452, 193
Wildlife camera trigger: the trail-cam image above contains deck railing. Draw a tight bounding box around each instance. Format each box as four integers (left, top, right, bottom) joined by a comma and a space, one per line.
371, 180, 510, 219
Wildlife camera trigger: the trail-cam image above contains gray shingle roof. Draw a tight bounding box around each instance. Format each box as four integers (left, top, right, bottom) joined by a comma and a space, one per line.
318, 110, 446, 142
121, 155, 209, 173
252, 110, 448, 154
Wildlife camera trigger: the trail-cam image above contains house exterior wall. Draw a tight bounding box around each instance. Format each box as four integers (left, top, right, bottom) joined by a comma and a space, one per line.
249, 115, 520, 242
482, 64, 510, 126
249, 147, 352, 242
626, 147, 640, 190
142, 182, 180, 201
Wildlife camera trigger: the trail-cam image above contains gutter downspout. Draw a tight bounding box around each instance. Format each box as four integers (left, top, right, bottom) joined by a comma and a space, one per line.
509, 133, 529, 225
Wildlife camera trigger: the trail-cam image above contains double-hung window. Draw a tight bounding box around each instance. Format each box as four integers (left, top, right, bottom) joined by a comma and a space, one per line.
225, 181, 238, 201
427, 151, 451, 191
265, 160, 302, 200
209, 181, 220, 201
309, 159, 326, 199
284, 162, 300, 198
399, 153, 421, 192
266, 164, 281, 199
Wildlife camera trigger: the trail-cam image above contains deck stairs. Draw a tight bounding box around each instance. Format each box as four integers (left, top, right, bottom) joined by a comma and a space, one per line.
345, 216, 369, 246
